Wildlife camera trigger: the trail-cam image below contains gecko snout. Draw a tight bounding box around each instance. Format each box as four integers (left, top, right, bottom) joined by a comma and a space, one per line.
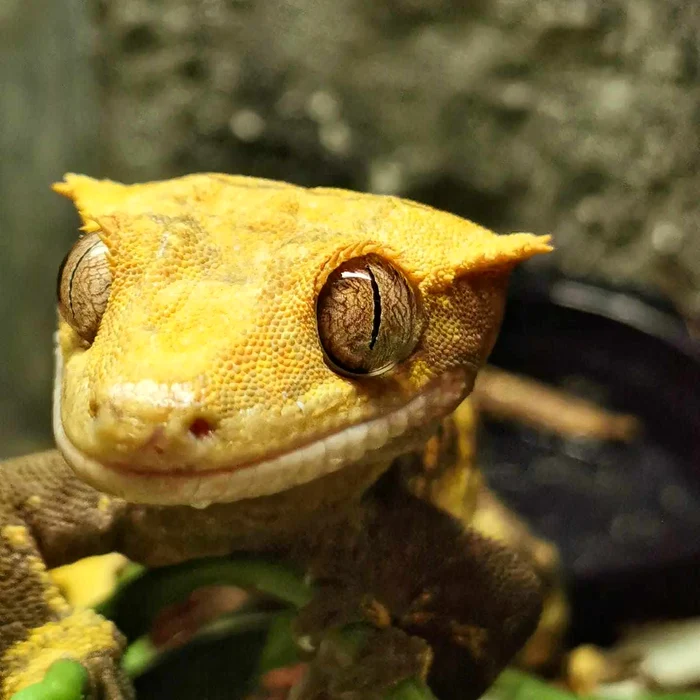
80, 383, 221, 468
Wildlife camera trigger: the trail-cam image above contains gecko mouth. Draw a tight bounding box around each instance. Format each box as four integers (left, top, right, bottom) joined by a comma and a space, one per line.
53, 344, 470, 506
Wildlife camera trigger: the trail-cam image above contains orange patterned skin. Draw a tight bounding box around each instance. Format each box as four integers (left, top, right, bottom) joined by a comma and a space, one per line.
0, 174, 551, 699
53, 174, 549, 506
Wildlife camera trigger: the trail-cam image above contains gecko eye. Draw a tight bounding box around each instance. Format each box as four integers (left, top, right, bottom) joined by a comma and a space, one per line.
57, 232, 111, 342
316, 254, 423, 376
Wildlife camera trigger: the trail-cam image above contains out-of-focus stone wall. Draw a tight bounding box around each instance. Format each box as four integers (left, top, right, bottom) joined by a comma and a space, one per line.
97, 0, 699, 313
1, 0, 698, 456
0, 0, 97, 456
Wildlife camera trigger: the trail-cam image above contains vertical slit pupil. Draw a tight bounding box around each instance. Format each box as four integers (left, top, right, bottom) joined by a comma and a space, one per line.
367, 265, 381, 350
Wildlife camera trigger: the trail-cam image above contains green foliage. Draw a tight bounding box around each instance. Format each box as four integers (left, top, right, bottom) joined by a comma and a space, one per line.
484, 669, 700, 700
15, 558, 700, 699
10, 660, 88, 700
109, 556, 435, 699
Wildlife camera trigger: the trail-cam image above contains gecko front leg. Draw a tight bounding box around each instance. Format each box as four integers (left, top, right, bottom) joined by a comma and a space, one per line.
0, 450, 131, 699
290, 475, 543, 700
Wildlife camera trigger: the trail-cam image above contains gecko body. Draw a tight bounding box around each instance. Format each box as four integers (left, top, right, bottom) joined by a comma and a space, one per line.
0, 174, 553, 699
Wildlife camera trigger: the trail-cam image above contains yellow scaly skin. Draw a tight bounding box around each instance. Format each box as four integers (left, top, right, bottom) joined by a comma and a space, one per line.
0, 174, 552, 699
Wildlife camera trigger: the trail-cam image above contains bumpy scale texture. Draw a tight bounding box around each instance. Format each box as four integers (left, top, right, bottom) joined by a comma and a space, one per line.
54, 173, 550, 488
1, 173, 553, 699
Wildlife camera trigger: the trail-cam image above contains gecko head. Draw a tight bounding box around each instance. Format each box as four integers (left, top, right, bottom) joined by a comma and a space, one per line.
52, 173, 551, 506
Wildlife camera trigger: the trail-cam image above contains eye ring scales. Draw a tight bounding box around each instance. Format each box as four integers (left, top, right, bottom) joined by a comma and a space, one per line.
57, 232, 112, 342
316, 254, 423, 377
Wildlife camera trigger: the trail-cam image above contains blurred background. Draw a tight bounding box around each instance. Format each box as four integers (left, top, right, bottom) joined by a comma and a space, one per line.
0, 0, 698, 457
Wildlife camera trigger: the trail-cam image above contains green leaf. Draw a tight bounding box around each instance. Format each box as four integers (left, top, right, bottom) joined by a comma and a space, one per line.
255, 610, 302, 676
10, 659, 88, 700
384, 678, 438, 700
96, 556, 313, 639
485, 669, 574, 700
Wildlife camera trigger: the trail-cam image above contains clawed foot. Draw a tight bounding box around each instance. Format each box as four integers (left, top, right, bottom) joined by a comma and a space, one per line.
3, 610, 132, 700
290, 626, 430, 700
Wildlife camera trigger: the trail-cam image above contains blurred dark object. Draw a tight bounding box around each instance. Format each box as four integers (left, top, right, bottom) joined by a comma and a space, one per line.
480, 266, 700, 646
134, 626, 267, 700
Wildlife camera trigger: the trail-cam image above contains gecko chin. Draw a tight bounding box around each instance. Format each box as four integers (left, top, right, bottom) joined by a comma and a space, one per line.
54, 360, 470, 507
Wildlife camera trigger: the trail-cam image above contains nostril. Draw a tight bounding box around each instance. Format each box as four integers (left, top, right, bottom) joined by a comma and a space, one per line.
188, 417, 215, 439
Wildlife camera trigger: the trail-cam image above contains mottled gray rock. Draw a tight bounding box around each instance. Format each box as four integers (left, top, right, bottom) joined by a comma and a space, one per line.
97, 0, 700, 315
0, 0, 97, 456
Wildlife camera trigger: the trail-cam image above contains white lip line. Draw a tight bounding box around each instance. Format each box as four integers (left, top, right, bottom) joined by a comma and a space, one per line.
53, 339, 468, 505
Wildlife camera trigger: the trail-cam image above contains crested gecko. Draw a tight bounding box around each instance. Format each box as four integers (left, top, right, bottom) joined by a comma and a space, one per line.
0, 173, 555, 699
